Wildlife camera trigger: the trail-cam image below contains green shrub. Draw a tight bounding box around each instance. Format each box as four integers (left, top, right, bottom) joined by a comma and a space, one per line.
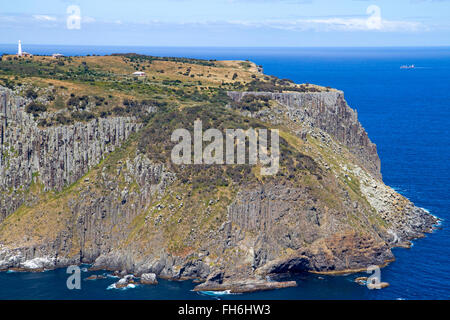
25, 102, 47, 115
71, 111, 95, 122
25, 88, 38, 99
55, 113, 73, 125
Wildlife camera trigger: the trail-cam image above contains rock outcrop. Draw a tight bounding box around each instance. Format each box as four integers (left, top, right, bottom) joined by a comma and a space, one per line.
194, 278, 298, 293
140, 273, 158, 285
227, 91, 381, 179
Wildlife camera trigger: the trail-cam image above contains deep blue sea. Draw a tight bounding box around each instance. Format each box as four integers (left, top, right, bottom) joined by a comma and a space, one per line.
0, 45, 449, 300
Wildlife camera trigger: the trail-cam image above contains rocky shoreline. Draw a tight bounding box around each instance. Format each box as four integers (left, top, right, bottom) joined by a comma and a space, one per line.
0, 210, 439, 293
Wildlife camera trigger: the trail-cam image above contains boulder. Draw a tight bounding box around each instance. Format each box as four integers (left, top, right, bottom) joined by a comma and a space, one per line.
355, 276, 368, 285
114, 274, 137, 288
194, 278, 297, 293
367, 282, 390, 290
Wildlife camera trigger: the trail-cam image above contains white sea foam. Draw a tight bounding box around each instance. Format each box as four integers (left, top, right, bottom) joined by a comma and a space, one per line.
419, 207, 443, 227
21, 257, 54, 270
106, 283, 116, 290
419, 207, 431, 214
198, 290, 234, 296
107, 282, 138, 290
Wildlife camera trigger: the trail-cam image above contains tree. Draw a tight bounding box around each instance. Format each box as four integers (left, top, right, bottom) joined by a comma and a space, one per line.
25, 88, 38, 99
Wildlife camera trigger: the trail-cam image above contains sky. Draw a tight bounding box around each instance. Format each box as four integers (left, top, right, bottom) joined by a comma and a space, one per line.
1, 0, 450, 47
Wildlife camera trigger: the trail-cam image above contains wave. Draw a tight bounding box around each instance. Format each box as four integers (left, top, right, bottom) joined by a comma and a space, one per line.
419, 207, 443, 227
106, 283, 138, 290
195, 289, 238, 299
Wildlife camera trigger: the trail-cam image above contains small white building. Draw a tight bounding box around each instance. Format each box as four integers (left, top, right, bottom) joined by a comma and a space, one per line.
132, 71, 146, 77
52, 53, 64, 58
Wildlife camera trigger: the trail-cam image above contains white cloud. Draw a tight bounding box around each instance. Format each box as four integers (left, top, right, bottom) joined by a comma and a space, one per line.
0, 15, 18, 22
96, 17, 425, 33
82, 16, 96, 23
1, 5, 426, 34
303, 17, 422, 31
224, 5, 426, 32
33, 15, 57, 22
227, 17, 425, 32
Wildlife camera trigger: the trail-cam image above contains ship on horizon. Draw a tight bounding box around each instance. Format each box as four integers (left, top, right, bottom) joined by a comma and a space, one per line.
400, 64, 415, 69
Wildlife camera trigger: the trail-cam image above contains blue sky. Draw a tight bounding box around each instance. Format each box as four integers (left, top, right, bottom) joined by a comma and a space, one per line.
1, 0, 450, 46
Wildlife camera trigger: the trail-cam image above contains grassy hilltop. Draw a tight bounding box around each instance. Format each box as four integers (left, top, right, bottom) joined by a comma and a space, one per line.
0, 53, 329, 126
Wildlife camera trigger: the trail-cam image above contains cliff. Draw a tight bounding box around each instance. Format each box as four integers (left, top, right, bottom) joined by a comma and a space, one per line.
0, 87, 141, 221
0, 55, 438, 292
227, 91, 381, 180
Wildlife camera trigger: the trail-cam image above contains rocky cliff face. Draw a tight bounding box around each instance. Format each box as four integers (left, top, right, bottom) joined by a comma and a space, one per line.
0, 85, 438, 292
227, 91, 381, 179
225, 90, 436, 275
0, 87, 142, 222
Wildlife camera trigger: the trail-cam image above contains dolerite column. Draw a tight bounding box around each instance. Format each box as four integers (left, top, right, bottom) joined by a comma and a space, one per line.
0, 91, 7, 167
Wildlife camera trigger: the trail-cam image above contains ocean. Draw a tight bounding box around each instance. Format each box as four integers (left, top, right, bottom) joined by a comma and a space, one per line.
0, 45, 449, 300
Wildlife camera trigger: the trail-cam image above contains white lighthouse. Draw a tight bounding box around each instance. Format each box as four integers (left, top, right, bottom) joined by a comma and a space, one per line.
18, 40, 23, 57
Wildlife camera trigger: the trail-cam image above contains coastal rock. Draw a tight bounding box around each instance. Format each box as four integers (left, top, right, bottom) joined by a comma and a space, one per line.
355, 277, 389, 289
85, 274, 106, 280
21, 257, 55, 270
114, 275, 137, 289
140, 273, 158, 285
194, 279, 297, 293
367, 282, 390, 290
205, 270, 224, 284
355, 277, 368, 285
